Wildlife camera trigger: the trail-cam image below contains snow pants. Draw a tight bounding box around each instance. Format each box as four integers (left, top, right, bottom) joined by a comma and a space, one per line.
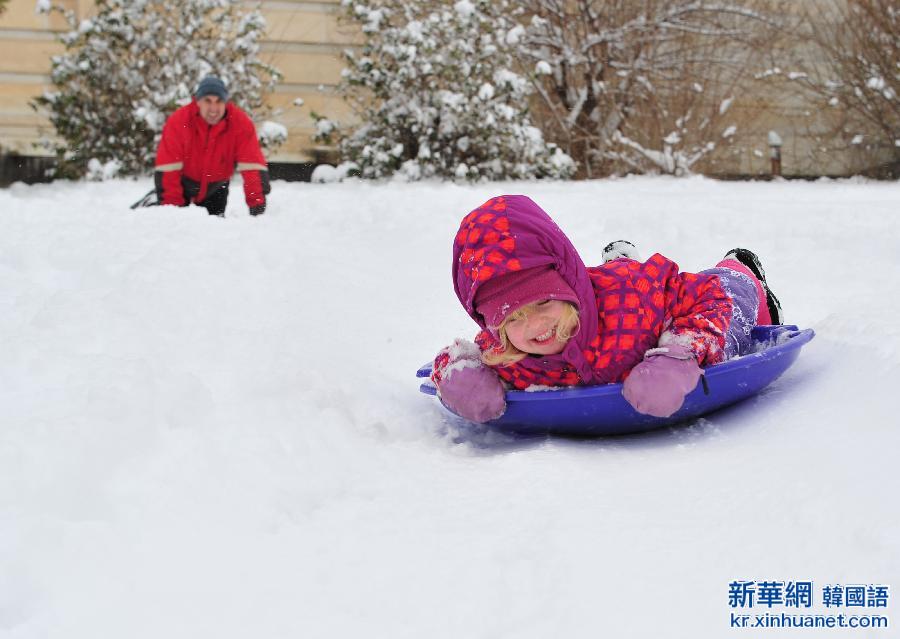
195, 184, 229, 217
701, 265, 762, 360
154, 176, 229, 216
182, 177, 229, 216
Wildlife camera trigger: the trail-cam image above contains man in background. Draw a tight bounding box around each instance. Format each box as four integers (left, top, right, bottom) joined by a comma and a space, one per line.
154, 76, 269, 217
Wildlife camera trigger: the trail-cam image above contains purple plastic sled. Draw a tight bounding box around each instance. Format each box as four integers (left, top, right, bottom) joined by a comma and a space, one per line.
417, 325, 815, 435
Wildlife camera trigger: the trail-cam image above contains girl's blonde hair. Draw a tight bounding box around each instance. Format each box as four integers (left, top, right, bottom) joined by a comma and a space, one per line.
481, 301, 580, 366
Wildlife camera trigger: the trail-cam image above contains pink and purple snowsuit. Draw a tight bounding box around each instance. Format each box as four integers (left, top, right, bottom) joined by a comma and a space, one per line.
433, 195, 762, 391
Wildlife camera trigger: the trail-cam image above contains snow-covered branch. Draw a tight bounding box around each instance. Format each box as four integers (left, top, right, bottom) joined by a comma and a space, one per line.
516, 0, 785, 176
768, 0, 898, 166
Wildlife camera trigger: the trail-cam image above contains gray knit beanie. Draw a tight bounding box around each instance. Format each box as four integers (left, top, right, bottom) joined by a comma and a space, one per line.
195, 76, 228, 101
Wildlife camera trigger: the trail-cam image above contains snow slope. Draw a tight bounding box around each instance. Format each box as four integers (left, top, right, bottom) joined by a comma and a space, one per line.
1, 177, 898, 638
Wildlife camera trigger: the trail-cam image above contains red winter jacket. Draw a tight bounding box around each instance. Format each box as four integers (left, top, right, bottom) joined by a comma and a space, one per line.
154, 101, 269, 209
472, 254, 732, 390
432, 195, 733, 391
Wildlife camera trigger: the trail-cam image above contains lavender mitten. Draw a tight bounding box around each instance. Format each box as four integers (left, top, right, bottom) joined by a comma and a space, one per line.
437, 364, 507, 423
622, 345, 702, 418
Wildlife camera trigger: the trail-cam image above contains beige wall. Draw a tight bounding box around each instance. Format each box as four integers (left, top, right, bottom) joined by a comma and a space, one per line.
0, 0, 357, 162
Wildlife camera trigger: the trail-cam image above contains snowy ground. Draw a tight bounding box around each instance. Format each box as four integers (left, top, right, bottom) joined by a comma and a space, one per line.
1, 176, 898, 638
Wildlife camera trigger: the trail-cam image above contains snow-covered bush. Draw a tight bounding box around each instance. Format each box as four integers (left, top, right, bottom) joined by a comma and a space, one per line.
85, 158, 122, 181
258, 120, 289, 152
331, 0, 574, 181
34, 0, 282, 177
518, 0, 784, 177
310, 161, 359, 183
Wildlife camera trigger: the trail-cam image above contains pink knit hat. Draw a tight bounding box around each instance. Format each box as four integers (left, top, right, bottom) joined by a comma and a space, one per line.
474, 265, 579, 328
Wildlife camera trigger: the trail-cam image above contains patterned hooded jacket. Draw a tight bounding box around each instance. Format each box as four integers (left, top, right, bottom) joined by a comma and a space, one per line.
433, 195, 733, 390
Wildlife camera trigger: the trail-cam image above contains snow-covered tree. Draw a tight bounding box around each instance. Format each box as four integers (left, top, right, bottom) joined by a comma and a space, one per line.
34, 0, 282, 177
327, 0, 574, 181
779, 0, 899, 173
518, 0, 783, 177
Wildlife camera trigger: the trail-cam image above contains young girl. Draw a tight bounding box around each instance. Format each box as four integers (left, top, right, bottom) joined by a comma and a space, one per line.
431, 195, 783, 423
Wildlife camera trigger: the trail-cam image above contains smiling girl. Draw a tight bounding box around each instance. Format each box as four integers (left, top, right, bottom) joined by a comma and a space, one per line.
430, 195, 782, 423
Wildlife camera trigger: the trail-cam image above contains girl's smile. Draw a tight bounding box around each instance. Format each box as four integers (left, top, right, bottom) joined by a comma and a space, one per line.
504, 299, 569, 355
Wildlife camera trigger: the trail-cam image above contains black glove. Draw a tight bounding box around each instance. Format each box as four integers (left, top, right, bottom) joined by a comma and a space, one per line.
249, 204, 266, 216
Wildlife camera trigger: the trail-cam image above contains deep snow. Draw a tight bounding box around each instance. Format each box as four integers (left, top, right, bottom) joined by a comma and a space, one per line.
1, 177, 898, 638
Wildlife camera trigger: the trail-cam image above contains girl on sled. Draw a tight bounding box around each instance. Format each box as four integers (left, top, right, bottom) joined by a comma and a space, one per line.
431, 195, 783, 423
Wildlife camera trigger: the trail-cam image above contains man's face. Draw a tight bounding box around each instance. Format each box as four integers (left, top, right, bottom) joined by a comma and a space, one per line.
197, 95, 226, 126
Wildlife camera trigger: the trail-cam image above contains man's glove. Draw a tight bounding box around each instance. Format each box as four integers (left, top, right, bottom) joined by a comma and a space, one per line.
249, 204, 266, 216
622, 345, 702, 418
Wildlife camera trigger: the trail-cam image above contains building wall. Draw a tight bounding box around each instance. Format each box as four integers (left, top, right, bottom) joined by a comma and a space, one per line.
0, 0, 357, 163
0, 0, 73, 156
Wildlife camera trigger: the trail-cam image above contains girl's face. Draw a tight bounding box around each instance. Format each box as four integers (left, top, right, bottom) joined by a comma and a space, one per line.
503, 300, 570, 356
